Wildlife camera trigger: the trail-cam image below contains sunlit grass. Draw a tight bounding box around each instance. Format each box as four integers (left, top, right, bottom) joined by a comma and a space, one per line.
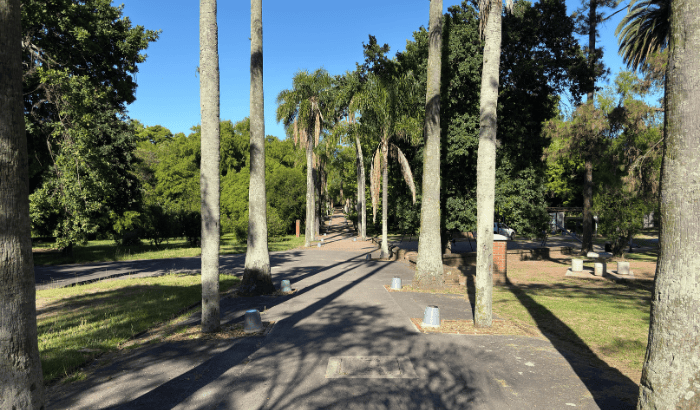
493, 278, 652, 382
36, 272, 240, 383
33, 234, 306, 266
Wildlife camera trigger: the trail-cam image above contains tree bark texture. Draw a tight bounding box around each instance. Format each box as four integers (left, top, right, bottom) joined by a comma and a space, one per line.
355, 135, 366, 240
380, 136, 390, 258
475, 0, 501, 328
0, 0, 46, 407
242, 0, 273, 295
199, 0, 220, 333
305, 141, 315, 246
415, 0, 444, 289
637, 1, 700, 408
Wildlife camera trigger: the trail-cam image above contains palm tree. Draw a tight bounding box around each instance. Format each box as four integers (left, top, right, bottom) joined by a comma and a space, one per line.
0, 0, 46, 406
414, 0, 445, 289
199, 0, 220, 333
241, 0, 274, 295
637, 2, 700, 408
474, 0, 503, 328
276, 69, 332, 247
615, 0, 669, 72
331, 71, 367, 240
352, 73, 421, 258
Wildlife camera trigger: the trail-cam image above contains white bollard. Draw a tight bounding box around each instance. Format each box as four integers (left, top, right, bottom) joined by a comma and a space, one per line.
572, 259, 584, 272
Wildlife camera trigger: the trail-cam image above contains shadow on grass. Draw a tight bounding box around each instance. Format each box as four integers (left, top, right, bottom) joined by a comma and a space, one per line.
37, 275, 240, 383
503, 277, 640, 409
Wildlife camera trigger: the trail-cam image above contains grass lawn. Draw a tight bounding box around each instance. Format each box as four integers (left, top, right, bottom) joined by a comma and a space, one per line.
33, 234, 306, 266
492, 257, 655, 383
36, 272, 240, 383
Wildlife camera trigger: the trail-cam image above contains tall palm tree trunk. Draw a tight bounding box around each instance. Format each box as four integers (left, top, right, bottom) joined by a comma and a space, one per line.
637, 2, 700, 407
380, 136, 390, 258
199, 0, 220, 333
242, 0, 273, 295
475, 0, 502, 328
415, 0, 445, 289
305, 141, 315, 246
355, 135, 367, 240
0, 1, 46, 406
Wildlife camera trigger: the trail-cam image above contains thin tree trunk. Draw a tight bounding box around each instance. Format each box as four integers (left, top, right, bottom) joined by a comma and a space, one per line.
314, 112, 321, 237
355, 135, 366, 240
199, 0, 220, 333
380, 135, 390, 258
242, 0, 273, 295
305, 141, 315, 246
475, 0, 502, 328
0, 1, 46, 406
415, 0, 444, 289
581, 0, 597, 253
581, 158, 593, 253
637, 2, 700, 407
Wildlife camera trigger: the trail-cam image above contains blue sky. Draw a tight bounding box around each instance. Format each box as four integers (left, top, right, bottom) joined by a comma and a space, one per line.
120, 0, 631, 139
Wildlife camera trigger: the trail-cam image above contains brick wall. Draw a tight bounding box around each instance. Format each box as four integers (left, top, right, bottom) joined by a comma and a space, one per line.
493, 240, 507, 285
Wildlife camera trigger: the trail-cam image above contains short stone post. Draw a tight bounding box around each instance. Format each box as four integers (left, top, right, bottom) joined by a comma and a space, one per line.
617, 261, 631, 275
572, 259, 584, 272
594, 262, 606, 277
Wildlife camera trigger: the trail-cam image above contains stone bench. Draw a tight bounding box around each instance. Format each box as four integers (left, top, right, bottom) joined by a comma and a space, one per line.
569, 252, 613, 277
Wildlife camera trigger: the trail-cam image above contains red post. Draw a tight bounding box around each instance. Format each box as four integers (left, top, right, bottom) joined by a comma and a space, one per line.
295, 219, 300, 237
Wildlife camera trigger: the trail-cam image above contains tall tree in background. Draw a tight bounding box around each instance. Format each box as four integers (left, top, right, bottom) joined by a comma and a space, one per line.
415, 0, 445, 288
0, 0, 45, 406
199, 0, 220, 333
242, 0, 273, 295
574, 0, 618, 253
475, 0, 505, 328
276, 69, 332, 247
352, 73, 420, 259
637, 1, 700, 407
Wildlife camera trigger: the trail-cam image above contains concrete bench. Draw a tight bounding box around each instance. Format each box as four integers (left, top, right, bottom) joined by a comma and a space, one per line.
570, 252, 613, 277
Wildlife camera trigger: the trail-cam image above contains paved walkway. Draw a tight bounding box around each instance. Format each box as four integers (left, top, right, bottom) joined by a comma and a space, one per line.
45, 210, 639, 409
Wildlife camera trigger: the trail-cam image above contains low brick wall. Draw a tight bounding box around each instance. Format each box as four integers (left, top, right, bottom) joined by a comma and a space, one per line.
402, 240, 508, 285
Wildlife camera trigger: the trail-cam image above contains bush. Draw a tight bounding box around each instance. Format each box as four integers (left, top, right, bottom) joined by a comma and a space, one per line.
593, 188, 652, 256
112, 211, 143, 246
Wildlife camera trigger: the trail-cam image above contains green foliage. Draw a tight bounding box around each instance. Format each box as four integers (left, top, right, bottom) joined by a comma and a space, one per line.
593, 188, 652, 256
111, 211, 143, 246
22, 0, 158, 250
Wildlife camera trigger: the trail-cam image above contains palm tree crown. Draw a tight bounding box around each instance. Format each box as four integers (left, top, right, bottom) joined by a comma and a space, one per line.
616, 0, 670, 71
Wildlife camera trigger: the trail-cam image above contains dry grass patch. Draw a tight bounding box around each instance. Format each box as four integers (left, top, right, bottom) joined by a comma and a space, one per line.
410, 318, 544, 338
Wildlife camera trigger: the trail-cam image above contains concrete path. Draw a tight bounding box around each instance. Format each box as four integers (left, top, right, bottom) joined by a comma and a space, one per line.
45, 211, 639, 409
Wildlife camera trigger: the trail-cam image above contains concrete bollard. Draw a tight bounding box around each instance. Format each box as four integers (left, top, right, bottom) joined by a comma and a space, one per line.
422, 306, 440, 328
594, 262, 605, 276
572, 259, 584, 272
390, 277, 402, 290
617, 261, 631, 275
244, 309, 263, 333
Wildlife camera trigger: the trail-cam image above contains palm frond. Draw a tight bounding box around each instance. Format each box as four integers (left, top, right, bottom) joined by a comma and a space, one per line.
616, 0, 669, 71
370, 146, 381, 223
391, 143, 416, 204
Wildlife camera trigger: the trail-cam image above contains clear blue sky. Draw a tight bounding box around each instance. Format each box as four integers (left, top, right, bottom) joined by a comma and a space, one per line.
120, 0, 631, 139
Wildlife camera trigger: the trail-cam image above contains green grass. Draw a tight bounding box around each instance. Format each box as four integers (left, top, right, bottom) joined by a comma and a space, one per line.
36, 272, 240, 383
493, 277, 652, 381
33, 234, 306, 266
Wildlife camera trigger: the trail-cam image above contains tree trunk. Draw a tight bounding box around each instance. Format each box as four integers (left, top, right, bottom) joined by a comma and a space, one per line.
475, 0, 502, 328
581, 0, 597, 252
581, 157, 593, 253
355, 135, 366, 240
415, 0, 445, 289
637, 2, 700, 408
241, 0, 273, 295
0, 1, 46, 407
380, 136, 390, 258
199, 0, 220, 333
314, 112, 321, 237
305, 141, 315, 246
